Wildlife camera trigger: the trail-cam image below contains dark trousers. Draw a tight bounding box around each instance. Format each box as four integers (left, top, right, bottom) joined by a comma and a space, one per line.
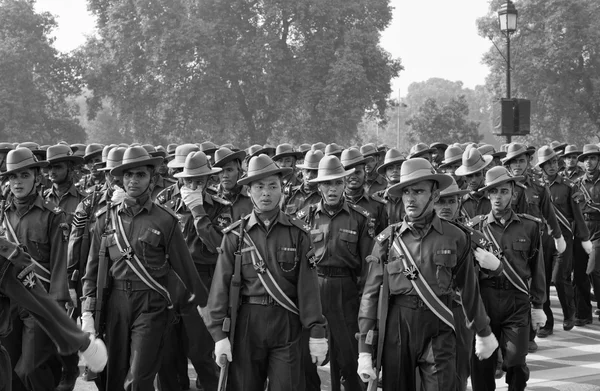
573, 238, 592, 320
0, 345, 11, 391
453, 303, 473, 391
318, 275, 364, 391
471, 287, 530, 391
383, 299, 456, 391
230, 304, 303, 391
156, 318, 189, 391
302, 329, 321, 391
551, 233, 575, 323
531, 232, 552, 340
0, 254, 88, 391
588, 236, 600, 314
104, 288, 170, 391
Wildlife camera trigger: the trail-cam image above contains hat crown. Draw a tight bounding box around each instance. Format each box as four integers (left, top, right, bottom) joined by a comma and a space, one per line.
477, 144, 495, 156
275, 143, 294, 155
340, 148, 365, 167
46, 144, 74, 160
311, 142, 326, 152
484, 166, 514, 186
442, 146, 464, 163
170, 144, 200, 166
104, 147, 126, 169
400, 157, 437, 179
7, 148, 36, 166
536, 146, 557, 166
121, 146, 151, 164
440, 178, 463, 197
359, 144, 378, 157
325, 143, 342, 156
199, 141, 218, 153
463, 148, 485, 167
563, 145, 579, 156
298, 150, 323, 169
84, 143, 103, 156
582, 144, 600, 154
245, 154, 282, 179
316, 156, 349, 178
184, 151, 210, 172
298, 143, 311, 153
141, 144, 156, 154
382, 148, 405, 165
246, 144, 262, 156
101, 145, 117, 162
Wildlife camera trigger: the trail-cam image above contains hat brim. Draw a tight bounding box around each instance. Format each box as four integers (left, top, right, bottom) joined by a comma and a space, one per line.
296, 163, 319, 170
430, 143, 448, 150
377, 159, 406, 175
213, 151, 247, 168
110, 156, 164, 176
388, 173, 453, 197
408, 148, 436, 159
438, 156, 463, 168
440, 189, 470, 197
273, 151, 303, 161
1, 161, 49, 176
47, 156, 85, 165
150, 151, 167, 158
479, 175, 525, 193
562, 150, 581, 158
363, 150, 386, 159
501, 151, 531, 164
455, 155, 493, 176
173, 167, 222, 178
253, 147, 275, 157
83, 150, 103, 163
491, 151, 506, 158
237, 167, 293, 186
343, 157, 370, 170
309, 168, 355, 184
536, 152, 559, 168
577, 152, 600, 162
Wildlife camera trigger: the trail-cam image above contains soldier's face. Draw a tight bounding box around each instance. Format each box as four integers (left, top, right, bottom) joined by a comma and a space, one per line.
364, 157, 377, 174
302, 169, 317, 187
275, 157, 295, 168
9, 168, 39, 199
402, 180, 438, 219
583, 156, 599, 173
346, 165, 365, 190
541, 157, 559, 177
123, 166, 153, 198
441, 162, 460, 177
183, 176, 208, 191
465, 170, 485, 191
318, 179, 345, 205
48, 162, 69, 184
507, 156, 528, 176
219, 161, 241, 191
487, 182, 514, 214
385, 164, 402, 184
86, 157, 102, 173
564, 155, 577, 168
249, 175, 282, 212
434, 195, 459, 221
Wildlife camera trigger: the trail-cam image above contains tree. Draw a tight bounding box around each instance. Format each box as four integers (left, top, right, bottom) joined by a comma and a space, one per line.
477, 0, 600, 146
0, 0, 85, 143
406, 95, 482, 145
81, 0, 401, 146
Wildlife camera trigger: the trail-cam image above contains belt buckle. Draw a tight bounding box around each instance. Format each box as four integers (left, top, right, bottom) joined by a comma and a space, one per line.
126, 280, 132, 291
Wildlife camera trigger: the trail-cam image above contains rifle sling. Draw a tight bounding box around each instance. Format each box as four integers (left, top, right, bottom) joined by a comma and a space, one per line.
3, 218, 51, 284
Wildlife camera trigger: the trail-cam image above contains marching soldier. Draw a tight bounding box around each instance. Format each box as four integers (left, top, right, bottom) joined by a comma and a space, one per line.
406, 142, 436, 162
297, 155, 373, 391
212, 147, 253, 220
80, 146, 207, 391
373, 148, 406, 225
273, 144, 303, 197
468, 166, 547, 391
561, 145, 585, 180
282, 150, 324, 215
325, 143, 343, 158
438, 145, 466, 188
357, 158, 497, 391
360, 144, 387, 195
0, 147, 70, 391
205, 154, 328, 390
430, 142, 448, 169
455, 148, 493, 219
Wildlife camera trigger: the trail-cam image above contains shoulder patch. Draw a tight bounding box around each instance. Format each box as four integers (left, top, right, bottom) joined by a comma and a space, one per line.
153, 202, 179, 219
466, 214, 485, 228
519, 213, 543, 224
296, 206, 310, 219
222, 217, 245, 233
348, 202, 370, 218
288, 216, 310, 233
43, 200, 62, 214
375, 225, 392, 243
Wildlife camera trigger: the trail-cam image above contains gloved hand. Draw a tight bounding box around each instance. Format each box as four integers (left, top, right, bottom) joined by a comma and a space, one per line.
111, 186, 127, 203
554, 235, 566, 254
68, 288, 78, 309
79, 335, 107, 372
81, 311, 96, 335
180, 186, 204, 209
214, 338, 232, 367
531, 308, 547, 331
581, 240, 593, 255
309, 337, 328, 366
587, 256, 596, 275
475, 333, 499, 360
357, 352, 377, 383
473, 248, 501, 271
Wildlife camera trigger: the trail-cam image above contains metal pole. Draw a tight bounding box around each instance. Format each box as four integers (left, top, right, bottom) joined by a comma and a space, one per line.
506, 29, 512, 144
397, 88, 400, 149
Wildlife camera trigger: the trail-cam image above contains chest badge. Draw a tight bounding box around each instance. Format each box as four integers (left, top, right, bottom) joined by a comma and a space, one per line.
402, 265, 419, 280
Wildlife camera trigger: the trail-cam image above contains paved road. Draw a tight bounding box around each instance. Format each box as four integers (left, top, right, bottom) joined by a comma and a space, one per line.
73, 287, 600, 390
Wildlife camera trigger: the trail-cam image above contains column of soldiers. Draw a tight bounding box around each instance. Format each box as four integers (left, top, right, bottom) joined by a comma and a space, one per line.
0, 138, 598, 391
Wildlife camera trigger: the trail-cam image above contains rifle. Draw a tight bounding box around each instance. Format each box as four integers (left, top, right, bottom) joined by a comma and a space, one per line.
95, 200, 113, 337
217, 217, 247, 391
367, 225, 394, 391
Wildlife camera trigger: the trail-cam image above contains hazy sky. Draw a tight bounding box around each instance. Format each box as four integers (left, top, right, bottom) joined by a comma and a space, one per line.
34, 0, 494, 97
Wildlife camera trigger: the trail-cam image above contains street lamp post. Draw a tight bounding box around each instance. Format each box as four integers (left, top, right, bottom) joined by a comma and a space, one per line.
498, 0, 518, 144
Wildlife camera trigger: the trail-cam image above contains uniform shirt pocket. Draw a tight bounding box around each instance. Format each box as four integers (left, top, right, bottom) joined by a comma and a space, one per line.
386, 260, 404, 275
339, 229, 359, 256
277, 247, 298, 277
138, 228, 167, 270
433, 251, 457, 294
27, 228, 49, 261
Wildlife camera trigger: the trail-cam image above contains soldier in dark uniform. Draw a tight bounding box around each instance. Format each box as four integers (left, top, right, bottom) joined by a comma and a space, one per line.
360, 144, 387, 195
206, 154, 328, 391
535, 146, 591, 335
297, 155, 373, 391
0, 148, 70, 391
430, 142, 448, 170
455, 148, 493, 219
357, 158, 497, 391
282, 150, 324, 215
561, 145, 585, 180
407, 142, 436, 162
468, 166, 547, 391
438, 145, 466, 187
80, 146, 207, 391
78, 144, 106, 194
477, 144, 506, 168
0, 237, 108, 391
43, 144, 89, 391
340, 148, 388, 237
212, 147, 253, 221
141, 145, 176, 201
373, 148, 406, 225
273, 144, 303, 198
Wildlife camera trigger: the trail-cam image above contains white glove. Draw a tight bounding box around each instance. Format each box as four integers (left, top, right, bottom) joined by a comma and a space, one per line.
357, 352, 377, 383
68, 289, 78, 309
554, 235, 566, 254
180, 186, 204, 209
111, 186, 127, 203
531, 308, 547, 331
81, 311, 96, 335
214, 338, 232, 367
79, 335, 107, 372
473, 248, 501, 271
581, 240, 593, 255
309, 337, 328, 366
475, 334, 499, 360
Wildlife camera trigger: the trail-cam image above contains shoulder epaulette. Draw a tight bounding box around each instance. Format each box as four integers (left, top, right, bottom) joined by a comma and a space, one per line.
43, 200, 62, 214
518, 213, 543, 224
153, 202, 179, 219
222, 215, 249, 233
375, 225, 393, 243
348, 202, 370, 218
561, 176, 575, 188
95, 206, 108, 218
296, 205, 312, 219
210, 194, 231, 205
465, 214, 485, 228
370, 192, 388, 205
288, 216, 311, 233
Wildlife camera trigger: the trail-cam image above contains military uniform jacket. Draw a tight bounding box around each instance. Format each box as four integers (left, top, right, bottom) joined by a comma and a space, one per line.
297, 201, 373, 272
3, 196, 69, 301
344, 189, 388, 236
81, 196, 206, 312
561, 166, 585, 181
545, 175, 589, 241
513, 174, 562, 239
357, 214, 492, 353
215, 186, 253, 222
205, 211, 327, 342
151, 176, 177, 201
364, 172, 387, 195
282, 184, 321, 216
373, 188, 404, 225
576, 171, 600, 241
461, 192, 491, 220
471, 211, 546, 308
44, 182, 87, 226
